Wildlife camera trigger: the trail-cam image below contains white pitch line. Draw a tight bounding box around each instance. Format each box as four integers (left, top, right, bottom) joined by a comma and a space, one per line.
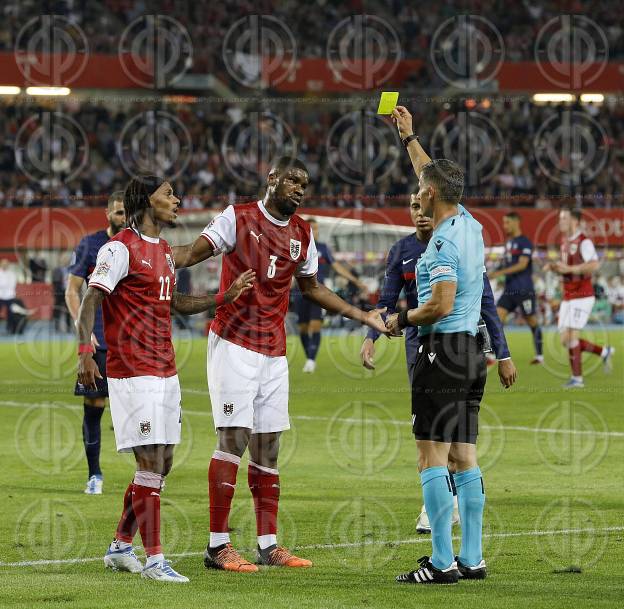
1, 525, 623, 568
2, 400, 624, 438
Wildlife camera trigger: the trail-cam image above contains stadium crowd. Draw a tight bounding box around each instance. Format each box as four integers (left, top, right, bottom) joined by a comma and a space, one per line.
0, 0, 623, 77
0, 97, 623, 209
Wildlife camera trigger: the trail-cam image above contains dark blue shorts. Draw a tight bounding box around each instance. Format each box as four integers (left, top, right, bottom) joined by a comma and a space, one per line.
497, 291, 537, 316
74, 348, 108, 398
295, 297, 323, 324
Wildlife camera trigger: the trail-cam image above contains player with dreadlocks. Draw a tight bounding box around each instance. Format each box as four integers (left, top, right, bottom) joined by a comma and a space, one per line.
77, 175, 255, 582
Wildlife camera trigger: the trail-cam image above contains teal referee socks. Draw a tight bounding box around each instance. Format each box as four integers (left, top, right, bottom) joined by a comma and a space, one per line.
454, 467, 485, 567
420, 466, 454, 570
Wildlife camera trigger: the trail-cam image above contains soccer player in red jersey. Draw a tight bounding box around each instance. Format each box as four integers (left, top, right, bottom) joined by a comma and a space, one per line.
173, 157, 388, 572
545, 208, 614, 388
77, 176, 254, 582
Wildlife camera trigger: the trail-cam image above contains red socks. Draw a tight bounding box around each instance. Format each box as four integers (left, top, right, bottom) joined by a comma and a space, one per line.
568, 342, 582, 377
209, 451, 241, 535
115, 483, 138, 543
131, 471, 163, 556
579, 339, 603, 355
248, 462, 280, 537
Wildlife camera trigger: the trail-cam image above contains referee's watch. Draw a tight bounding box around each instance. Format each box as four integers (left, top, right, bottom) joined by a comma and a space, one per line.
397, 310, 410, 329
402, 134, 419, 148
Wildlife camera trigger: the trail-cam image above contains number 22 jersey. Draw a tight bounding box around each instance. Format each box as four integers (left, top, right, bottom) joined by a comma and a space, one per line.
202, 200, 318, 356
88, 227, 177, 379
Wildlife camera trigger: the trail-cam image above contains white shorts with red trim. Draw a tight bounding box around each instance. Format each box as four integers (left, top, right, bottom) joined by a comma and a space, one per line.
207, 330, 290, 433
108, 374, 182, 452
558, 297, 595, 331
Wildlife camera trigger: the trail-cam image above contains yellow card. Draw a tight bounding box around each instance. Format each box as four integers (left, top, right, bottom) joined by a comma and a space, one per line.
377, 91, 399, 114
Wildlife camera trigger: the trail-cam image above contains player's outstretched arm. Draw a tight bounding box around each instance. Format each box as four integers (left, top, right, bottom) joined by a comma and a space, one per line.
385, 280, 456, 335
76, 287, 106, 390
297, 274, 388, 335
171, 270, 255, 314
481, 273, 517, 388
171, 235, 215, 269
392, 106, 432, 177
361, 242, 405, 369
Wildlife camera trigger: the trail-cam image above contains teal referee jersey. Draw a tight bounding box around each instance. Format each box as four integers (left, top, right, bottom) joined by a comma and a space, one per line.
416, 204, 485, 336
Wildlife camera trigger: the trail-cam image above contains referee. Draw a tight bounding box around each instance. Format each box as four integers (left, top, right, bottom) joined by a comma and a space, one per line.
385, 106, 517, 585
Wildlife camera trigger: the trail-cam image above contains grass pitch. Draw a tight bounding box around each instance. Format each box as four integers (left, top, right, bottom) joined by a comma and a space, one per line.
0, 327, 623, 609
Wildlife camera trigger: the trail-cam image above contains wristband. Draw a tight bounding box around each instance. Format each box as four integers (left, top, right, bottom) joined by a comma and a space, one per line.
397, 309, 410, 329
215, 293, 226, 307
402, 134, 419, 148
78, 344, 95, 355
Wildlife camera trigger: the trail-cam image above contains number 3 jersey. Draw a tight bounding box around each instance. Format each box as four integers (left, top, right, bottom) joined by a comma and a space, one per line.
202, 200, 318, 356
88, 227, 177, 379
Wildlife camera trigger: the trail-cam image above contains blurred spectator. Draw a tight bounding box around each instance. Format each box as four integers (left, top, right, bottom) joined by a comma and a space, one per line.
29, 256, 47, 282
607, 276, 624, 324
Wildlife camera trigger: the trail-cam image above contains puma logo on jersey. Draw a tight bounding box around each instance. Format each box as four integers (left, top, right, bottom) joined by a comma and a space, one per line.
250, 231, 262, 243
141, 259, 152, 268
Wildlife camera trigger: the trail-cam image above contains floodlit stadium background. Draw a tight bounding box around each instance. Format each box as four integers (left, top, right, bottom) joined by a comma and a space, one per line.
0, 3, 623, 607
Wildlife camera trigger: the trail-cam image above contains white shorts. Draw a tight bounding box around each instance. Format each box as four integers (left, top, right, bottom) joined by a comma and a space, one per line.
108, 375, 182, 452
207, 331, 290, 433
558, 297, 595, 330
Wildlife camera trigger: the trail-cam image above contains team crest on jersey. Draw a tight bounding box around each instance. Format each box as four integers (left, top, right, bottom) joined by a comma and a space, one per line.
94, 261, 110, 277
569, 243, 578, 255
165, 253, 175, 275
290, 239, 301, 260
139, 420, 151, 436
223, 403, 234, 416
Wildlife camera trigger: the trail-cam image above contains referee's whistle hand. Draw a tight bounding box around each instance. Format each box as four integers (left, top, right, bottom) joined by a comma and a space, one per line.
498, 358, 517, 389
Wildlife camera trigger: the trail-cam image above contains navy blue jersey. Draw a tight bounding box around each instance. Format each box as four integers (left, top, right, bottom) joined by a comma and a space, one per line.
67, 229, 110, 348
502, 235, 534, 294
367, 233, 425, 363
368, 232, 510, 362
316, 241, 334, 283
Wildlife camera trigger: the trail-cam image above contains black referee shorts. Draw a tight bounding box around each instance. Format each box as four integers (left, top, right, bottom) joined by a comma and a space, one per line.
410, 332, 486, 444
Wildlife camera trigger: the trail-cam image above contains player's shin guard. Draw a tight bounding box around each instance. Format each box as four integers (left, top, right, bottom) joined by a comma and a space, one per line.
568, 341, 583, 377
208, 451, 240, 547
530, 325, 543, 357
454, 467, 485, 567
115, 482, 138, 543
248, 462, 280, 549
299, 333, 311, 359
82, 404, 103, 477
579, 338, 603, 355
308, 332, 321, 361
420, 466, 454, 570
132, 471, 162, 557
